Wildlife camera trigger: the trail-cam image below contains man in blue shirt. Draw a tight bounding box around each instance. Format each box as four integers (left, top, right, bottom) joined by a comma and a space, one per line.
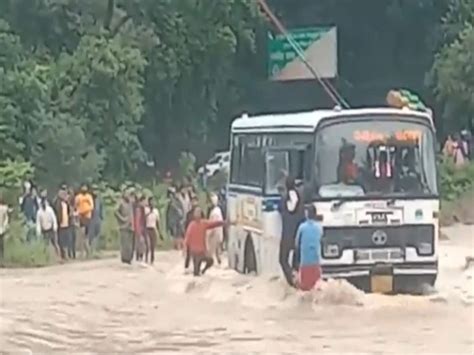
295, 205, 323, 291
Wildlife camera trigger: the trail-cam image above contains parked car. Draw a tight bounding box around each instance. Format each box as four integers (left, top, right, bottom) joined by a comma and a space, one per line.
198, 151, 230, 177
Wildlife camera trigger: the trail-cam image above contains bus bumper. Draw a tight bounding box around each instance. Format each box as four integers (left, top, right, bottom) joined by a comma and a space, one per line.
322, 262, 438, 294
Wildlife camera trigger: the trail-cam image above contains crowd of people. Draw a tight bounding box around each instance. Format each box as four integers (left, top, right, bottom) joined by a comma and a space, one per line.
16, 181, 103, 261
442, 130, 472, 166
0, 181, 104, 263
0, 172, 323, 292
115, 178, 227, 277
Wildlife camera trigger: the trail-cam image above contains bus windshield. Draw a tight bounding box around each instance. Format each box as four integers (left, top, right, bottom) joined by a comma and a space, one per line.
315, 117, 438, 199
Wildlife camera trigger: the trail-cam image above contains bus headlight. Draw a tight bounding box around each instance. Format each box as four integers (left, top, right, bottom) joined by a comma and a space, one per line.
417, 242, 433, 256
323, 244, 340, 258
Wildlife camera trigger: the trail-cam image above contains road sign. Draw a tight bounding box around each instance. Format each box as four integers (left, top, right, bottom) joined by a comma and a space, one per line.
268, 26, 337, 81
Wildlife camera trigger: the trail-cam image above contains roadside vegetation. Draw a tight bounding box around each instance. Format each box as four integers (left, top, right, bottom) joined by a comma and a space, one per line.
439, 160, 474, 226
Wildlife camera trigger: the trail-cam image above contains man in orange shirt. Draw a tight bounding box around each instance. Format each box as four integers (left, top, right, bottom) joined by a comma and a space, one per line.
75, 184, 94, 257
184, 206, 228, 276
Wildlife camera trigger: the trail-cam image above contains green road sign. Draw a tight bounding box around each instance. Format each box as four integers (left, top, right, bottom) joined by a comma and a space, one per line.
267, 27, 337, 81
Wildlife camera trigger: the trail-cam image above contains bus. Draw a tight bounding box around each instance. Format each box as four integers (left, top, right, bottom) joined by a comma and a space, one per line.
227, 107, 439, 293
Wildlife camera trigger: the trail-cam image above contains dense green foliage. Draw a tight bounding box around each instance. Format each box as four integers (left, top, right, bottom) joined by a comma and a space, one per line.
439, 159, 474, 201
0, 0, 262, 183
429, 0, 474, 132
0, 0, 472, 185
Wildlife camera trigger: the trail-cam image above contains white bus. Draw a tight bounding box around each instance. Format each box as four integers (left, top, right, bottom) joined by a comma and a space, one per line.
227, 107, 439, 293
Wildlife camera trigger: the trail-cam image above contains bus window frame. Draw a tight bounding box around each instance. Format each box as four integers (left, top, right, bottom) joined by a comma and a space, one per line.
263, 144, 314, 196
230, 134, 264, 188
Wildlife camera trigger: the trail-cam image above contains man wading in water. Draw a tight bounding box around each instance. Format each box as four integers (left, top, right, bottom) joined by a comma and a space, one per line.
294, 205, 323, 291
184, 195, 200, 271
184, 206, 230, 276
279, 177, 305, 287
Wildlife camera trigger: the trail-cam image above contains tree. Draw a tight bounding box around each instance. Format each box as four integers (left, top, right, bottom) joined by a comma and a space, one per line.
32, 113, 105, 188
430, 25, 474, 131
51, 34, 147, 180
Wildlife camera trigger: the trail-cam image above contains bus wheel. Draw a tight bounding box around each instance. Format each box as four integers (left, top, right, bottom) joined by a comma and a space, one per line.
244, 235, 257, 274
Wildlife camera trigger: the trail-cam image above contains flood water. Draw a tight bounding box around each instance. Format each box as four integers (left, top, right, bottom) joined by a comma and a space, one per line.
1, 225, 473, 354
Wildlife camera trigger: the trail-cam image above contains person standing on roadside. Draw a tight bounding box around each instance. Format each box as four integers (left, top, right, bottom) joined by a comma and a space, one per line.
67, 187, 77, 259
145, 197, 163, 264
36, 197, 59, 257
178, 185, 192, 220
21, 183, 38, 242
115, 191, 134, 264
294, 205, 323, 291
88, 186, 104, 254
207, 193, 224, 265
166, 187, 185, 250
75, 184, 94, 258
0, 196, 9, 263
132, 194, 147, 261
443, 134, 455, 160
184, 206, 228, 277
54, 184, 72, 260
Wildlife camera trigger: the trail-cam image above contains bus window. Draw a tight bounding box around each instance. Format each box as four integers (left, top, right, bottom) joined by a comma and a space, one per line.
265, 146, 312, 196
230, 136, 242, 184
241, 147, 264, 187
265, 151, 289, 195
230, 135, 264, 187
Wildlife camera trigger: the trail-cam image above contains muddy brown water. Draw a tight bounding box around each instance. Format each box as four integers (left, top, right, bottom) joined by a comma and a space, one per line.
1, 225, 473, 354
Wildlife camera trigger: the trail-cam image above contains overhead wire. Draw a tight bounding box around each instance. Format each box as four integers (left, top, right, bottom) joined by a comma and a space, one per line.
257, 0, 350, 108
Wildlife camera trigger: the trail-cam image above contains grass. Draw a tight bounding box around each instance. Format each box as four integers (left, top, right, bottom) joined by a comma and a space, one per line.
2, 218, 53, 267
1, 204, 175, 268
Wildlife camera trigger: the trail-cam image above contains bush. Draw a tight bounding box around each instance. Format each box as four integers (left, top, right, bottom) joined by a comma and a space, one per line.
440, 188, 474, 226
2, 215, 52, 267
439, 159, 474, 201
0, 160, 34, 205
439, 159, 474, 226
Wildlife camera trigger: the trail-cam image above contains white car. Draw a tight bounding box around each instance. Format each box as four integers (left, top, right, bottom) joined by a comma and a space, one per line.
198, 151, 230, 177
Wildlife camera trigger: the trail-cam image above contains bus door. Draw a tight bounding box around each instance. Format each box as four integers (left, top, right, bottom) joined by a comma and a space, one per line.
262, 145, 312, 271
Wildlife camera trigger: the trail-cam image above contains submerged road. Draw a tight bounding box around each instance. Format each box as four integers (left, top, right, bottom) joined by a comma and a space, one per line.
1, 225, 473, 354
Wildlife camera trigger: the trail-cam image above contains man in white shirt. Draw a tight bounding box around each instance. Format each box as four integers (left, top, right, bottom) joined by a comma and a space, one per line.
207, 193, 224, 265
36, 198, 59, 256
0, 196, 9, 262
145, 197, 163, 264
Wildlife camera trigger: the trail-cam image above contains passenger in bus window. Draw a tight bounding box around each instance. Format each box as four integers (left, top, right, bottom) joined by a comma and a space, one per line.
279, 177, 305, 287
337, 143, 359, 184
294, 205, 323, 291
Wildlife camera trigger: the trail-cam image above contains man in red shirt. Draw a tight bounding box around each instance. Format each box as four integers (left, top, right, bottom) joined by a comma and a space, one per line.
184, 206, 227, 276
